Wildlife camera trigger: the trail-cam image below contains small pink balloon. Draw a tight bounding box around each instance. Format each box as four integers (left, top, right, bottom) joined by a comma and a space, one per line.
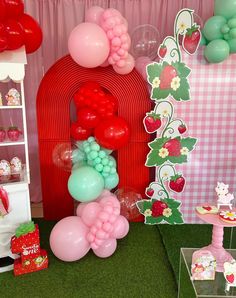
81, 202, 101, 226
118, 48, 125, 56
109, 214, 117, 223
112, 52, 120, 61
111, 215, 129, 239
95, 219, 103, 228
107, 30, 114, 39
113, 25, 123, 36
108, 57, 115, 65
99, 211, 110, 221
102, 222, 112, 232
87, 232, 95, 242
106, 17, 116, 29
117, 59, 125, 67
91, 226, 97, 234
113, 54, 135, 74
95, 238, 103, 246
112, 37, 121, 47
50, 216, 90, 262
121, 34, 128, 43
93, 238, 117, 258
76, 202, 87, 217
91, 242, 99, 250
96, 230, 106, 239
85, 6, 104, 24
68, 22, 109, 68
121, 43, 129, 50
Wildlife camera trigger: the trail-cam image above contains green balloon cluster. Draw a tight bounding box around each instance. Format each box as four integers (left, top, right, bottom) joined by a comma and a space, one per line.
72, 137, 119, 191
202, 0, 236, 63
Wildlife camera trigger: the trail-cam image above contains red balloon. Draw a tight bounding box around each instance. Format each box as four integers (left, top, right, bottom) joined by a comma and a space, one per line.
5, 0, 24, 19
77, 107, 100, 129
0, 23, 7, 52
52, 142, 73, 172
70, 122, 92, 141
0, 0, 6, 21
94, 116, 130, 150
18, 13, 43, 54
4, 19, 24, 50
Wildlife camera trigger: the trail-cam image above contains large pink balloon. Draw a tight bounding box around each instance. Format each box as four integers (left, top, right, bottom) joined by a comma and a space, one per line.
85, 6, 104, 24
50, 216, 90, 262
93, 238, 117, 258
81, 202, 101, 226
113, 54, 135, 74
111, 216, 129, 239
68, 22, 110, 68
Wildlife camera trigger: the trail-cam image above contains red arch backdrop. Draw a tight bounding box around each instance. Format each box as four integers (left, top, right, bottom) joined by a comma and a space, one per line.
37, 55, 151, 220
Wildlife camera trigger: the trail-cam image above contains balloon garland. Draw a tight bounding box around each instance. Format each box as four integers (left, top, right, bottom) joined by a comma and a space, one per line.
202, 0, 236, 63
0, 0, 43, 54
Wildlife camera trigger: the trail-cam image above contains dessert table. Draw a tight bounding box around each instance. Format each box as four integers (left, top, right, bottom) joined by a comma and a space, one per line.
196, 205, 236, 272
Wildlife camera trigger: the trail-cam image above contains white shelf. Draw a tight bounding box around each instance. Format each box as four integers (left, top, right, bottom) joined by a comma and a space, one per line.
0, 105, 22, 109
0, 139, 25, 146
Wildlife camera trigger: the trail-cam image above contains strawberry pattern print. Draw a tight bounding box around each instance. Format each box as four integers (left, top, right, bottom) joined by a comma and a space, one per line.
137, 9, 200, 225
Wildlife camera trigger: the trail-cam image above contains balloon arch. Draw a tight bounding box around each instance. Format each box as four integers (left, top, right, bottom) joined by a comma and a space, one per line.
37, 55, 151, 220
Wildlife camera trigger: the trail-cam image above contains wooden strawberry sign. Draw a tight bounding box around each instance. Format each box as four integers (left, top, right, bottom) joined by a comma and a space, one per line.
137, 9, 200, 225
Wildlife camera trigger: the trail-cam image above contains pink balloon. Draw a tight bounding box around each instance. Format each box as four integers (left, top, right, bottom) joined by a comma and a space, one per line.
93, 238, 117, 258
50, 216, 90, 261
113, 54, 135, 74
111, 216, 129, 239
81, 202, 101, 226
68, 22, 110, 68
76, 202, 87, 216
85, 6, 104, 24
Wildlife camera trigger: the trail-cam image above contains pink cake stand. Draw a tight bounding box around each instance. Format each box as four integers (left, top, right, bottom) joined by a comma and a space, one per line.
196, 205, 236, 272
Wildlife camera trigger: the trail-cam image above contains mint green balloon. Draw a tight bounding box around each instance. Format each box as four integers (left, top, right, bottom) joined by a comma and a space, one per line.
72, 160, 86, 171
228, 18, 236, 28
104, 173, 119, 190
204, 39, 230, 63
200, 32, 207, 45
229, 28, 236, 38
68, 166, 104, 202
203, 16, 227, 41
215, 0, 236, 20
221, 24, 230, 34
228, 38, 236, 52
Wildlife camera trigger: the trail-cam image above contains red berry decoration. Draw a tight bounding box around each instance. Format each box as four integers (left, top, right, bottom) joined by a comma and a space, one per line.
7, 126, 22, 141
151, 201, 168, 217
146, 188, 154, 197
178, 124, 187, 134
163, 138, 181, 156
159, 65, 177, 89
94, 116, 130, 150
143, 112, 162, 133
70, 122, 92, 141
158, 45, 167, 59
183, 25, 201, 55
169, 174, 185, 193
77, 107, 100, 129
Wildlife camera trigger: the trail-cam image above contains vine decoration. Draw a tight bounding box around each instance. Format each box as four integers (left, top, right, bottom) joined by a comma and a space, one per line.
137, 9, 200, 225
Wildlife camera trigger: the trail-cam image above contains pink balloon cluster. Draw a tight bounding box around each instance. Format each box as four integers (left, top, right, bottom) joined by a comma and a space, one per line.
68, 6, 134, 74
50, 190, 129, 261
99, 8, 134, 74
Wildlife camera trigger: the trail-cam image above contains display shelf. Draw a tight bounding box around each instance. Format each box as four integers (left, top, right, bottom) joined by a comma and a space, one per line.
0, 139, 25, 146
0, 106, 23, 109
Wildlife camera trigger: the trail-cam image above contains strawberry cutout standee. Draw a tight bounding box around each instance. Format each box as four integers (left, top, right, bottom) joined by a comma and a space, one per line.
140, 9, 200, 225
182, 24, 201, 55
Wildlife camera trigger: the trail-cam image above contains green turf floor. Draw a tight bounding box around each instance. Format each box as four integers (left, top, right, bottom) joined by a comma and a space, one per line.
1, 220, 177, 298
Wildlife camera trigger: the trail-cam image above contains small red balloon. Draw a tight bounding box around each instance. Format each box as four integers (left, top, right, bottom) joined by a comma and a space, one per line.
5, 19, 24, 50
18, 13, 43, 54
5, 0, 24, 19
0, 0, 6, 21
94, 116, 130, 150
70, 122, 92, 141
77, 107, 100, 129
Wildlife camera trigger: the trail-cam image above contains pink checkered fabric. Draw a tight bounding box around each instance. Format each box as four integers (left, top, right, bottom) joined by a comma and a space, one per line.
157, 48, 236, 223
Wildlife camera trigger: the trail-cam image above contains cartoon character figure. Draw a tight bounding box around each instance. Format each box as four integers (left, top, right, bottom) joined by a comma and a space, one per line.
215, 182, 234, 210
191, 250, 216, 280
5, 88, 21, 106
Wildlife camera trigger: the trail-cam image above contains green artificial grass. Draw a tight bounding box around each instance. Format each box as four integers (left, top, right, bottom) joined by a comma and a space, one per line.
158, 224, 234, 280
1, 220, 177, 298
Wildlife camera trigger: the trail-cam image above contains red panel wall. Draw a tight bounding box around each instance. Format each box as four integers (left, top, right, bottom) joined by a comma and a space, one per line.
37, 55, 151, 220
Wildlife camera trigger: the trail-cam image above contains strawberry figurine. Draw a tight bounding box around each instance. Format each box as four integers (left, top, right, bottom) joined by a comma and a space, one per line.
169, 174, 185, 193
7, 126, 22, 141
178, 124, 187, 134
183, 25, 201, 55
151, 201, 168, 217
163, 138, 181, 156
0, 127, 6, 142
159, 65, 178, 89
158, 44, 167, 59
143, 112, 161, 133
146, 187, 154, 197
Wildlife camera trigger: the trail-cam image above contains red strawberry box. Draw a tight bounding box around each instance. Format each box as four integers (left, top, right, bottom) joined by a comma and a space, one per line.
13, 249, 48, 276
11, 224, 40, 263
